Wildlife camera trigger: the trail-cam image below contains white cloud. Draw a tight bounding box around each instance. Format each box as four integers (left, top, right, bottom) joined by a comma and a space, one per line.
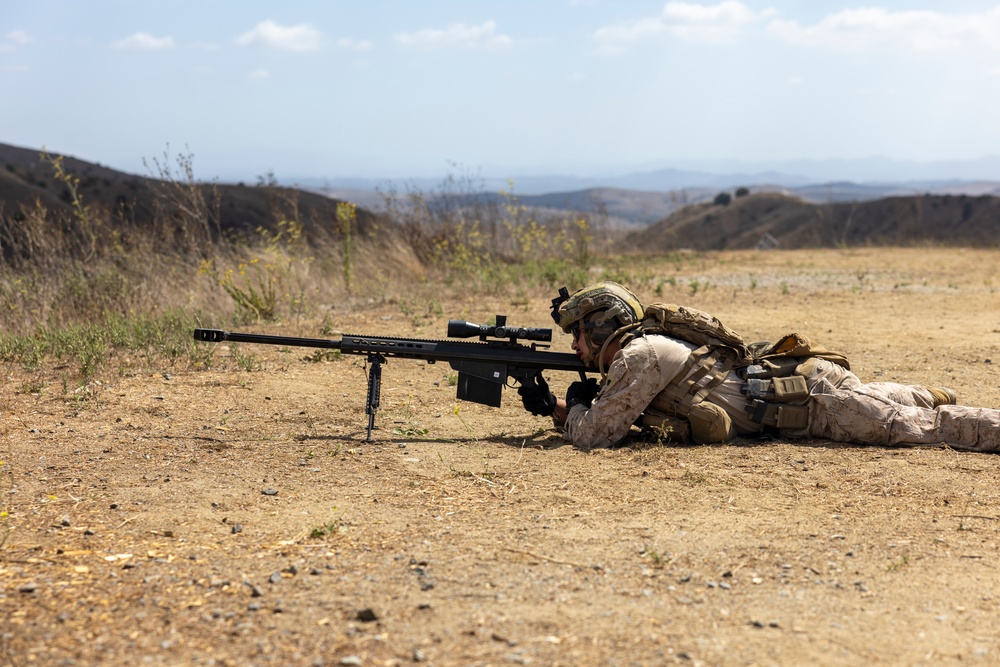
337, 37, 373, 51
235, 20, 321, 52
787, 75, 804, 86
249, 69, 269, 79
6, 30, 34, 46
767, 6, 1000, 53
594, 1, 774, 51
112, 32, 174, 50
393, 20, 512, 50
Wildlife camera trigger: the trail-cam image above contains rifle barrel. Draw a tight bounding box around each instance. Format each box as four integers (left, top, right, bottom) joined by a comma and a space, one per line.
193, 328, 342, 350
192, 328, 585, 371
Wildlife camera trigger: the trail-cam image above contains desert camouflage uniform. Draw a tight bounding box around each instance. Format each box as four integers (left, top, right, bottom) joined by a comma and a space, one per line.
564, 334, 1000, 452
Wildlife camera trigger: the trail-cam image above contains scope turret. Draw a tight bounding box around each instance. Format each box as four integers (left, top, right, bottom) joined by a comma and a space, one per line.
447, 315, 552, 343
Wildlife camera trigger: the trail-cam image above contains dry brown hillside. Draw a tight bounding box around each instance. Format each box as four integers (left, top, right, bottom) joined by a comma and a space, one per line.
621, 192, 1000, 251
0, 143, 378, 260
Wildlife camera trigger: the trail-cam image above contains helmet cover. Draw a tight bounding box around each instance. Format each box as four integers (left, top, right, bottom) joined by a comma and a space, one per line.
556, 282, 644, 340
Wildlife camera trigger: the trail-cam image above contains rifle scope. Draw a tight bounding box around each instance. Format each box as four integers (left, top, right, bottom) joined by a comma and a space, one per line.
447, 318, 552, 343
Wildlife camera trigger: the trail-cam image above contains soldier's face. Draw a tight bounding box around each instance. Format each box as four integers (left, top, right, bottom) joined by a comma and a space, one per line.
571, 326, 599, 367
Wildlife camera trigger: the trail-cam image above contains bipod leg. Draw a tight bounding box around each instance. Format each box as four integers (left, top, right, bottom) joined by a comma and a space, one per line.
365, 352, 386, 441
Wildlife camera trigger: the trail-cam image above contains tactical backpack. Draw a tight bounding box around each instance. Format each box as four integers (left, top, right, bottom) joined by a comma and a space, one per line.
619, 303, 849, 443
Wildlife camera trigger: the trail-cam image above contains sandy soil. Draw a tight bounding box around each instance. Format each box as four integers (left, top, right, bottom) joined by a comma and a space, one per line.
3, 248, 1000, 667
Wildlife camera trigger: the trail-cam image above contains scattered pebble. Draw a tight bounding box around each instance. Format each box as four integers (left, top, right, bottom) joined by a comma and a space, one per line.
356, 608, 379, 622
269, 572, 282, 584
261, 488, 279, 496
231, 524, 243, 534
18, 583, 37, 594
339, 656, 363, 666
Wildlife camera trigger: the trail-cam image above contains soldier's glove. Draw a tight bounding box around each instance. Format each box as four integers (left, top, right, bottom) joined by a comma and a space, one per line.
518, 373, 557, 417
566, 377, 600, 411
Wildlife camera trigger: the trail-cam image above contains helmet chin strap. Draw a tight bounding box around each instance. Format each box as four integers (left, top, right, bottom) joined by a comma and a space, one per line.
595, 323, 642, 380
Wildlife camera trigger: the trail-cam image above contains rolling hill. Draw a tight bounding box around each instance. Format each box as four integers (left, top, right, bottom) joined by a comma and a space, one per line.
0, 142, 377, 245
620, 191, 1000, 252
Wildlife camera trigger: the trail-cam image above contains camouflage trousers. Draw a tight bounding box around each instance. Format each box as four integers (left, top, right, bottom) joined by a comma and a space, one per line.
792, 358, 1000, 453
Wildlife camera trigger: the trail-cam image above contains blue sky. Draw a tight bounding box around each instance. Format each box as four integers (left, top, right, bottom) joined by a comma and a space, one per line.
3, 1, 1000, 182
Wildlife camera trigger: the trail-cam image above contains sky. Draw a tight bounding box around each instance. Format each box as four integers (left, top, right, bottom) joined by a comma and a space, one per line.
3, 1, 1000, 183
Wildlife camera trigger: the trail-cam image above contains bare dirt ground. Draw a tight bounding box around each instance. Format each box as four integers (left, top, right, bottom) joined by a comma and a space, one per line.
3, 248, 1000, 667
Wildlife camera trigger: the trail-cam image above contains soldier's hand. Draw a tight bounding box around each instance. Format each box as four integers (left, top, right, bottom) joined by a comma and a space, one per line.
518, 373, 557, 417
566, 377, 600, 410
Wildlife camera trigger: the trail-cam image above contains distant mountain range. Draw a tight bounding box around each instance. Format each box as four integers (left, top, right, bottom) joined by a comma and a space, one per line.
3, 141, 999, 236
305, 157, 1000, 226
319, 181, 1000, 230
301, 154, 1000, 196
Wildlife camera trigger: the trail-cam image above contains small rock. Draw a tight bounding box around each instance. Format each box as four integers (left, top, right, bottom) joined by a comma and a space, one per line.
247, 583, 264, 598
339, 656, 363, 666
261, 488, 278, 496
60, 516, 71, 527
248, 602, 261, 612
18, 583, 37, 594
269, 572, 282, 584
231, 524, 243, 534
310, 568, 322, 576
412, 648, 427, 662
356, 608, 379, 622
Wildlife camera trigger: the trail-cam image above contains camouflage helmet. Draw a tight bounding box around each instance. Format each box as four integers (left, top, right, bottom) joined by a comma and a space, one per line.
555, 281, 644, 342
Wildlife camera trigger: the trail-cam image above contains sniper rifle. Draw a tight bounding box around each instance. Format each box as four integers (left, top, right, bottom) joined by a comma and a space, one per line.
193, 315, 588, 441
